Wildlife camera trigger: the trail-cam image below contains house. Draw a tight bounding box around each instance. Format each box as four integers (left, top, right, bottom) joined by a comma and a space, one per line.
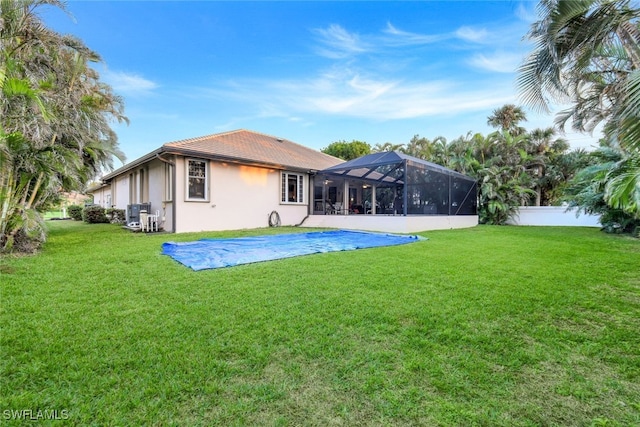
90, 129, 343, 233
90, 129, 478, 234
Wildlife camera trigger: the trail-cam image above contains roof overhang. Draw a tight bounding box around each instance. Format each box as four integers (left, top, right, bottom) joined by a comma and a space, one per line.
162, 147, 315, 174
99, 146, 322, 183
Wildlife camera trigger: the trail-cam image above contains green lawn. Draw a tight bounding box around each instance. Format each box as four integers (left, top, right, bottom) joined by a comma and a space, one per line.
1, 221, 639, 426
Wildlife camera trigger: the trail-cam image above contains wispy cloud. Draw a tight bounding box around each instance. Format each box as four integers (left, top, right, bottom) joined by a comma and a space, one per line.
515, 2, 538, 23
455, 26, 489, 43
284, 73, 513, 119
468, 51, 523, 73
312, 24, 369, 58
383, 22, 449, 45
194, 68, 514, 122
104, 70, 158, 96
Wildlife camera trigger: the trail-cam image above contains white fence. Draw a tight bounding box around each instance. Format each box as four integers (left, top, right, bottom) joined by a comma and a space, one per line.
507, 206, 601, 227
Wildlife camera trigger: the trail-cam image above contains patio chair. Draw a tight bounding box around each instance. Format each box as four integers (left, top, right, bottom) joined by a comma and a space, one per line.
147, 210, 160, 232
139, 210, 148, 232
324, 200, 336, 214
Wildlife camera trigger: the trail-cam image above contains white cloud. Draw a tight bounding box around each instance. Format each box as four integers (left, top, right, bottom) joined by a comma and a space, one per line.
312, 24, 369, 58
468, 52, 523, 73
515, 2, 538, 23
383, 22, 448, 45
455, 26, 489, 43
103, 70, 158, 95
216, 69, 515, 121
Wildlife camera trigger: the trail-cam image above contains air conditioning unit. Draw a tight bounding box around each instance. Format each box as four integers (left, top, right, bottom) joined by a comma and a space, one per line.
126, 203, 151, 225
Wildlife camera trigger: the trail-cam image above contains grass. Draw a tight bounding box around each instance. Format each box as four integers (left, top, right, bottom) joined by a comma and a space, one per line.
1, 221, 639, 426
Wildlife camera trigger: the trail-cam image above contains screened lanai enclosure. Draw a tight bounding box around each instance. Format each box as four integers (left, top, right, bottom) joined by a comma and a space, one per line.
308, 151, 477, 227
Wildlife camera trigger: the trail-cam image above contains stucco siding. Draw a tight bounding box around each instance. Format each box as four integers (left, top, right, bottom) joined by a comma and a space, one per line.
145, 159, 168, 226
302, 214, 478, 233
91, 187, 111, 208
114, 175, 129, 209
507, 206, 601, 227
174, 159, 309, 233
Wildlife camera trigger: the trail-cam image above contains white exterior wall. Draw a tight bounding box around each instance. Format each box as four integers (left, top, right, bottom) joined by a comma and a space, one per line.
174, 159, 308, 233
113, 174, 129, 209
507, 206, 601, 227
145, 159, 173, 231
91, 186, 111, 208
301, 214, 478, 233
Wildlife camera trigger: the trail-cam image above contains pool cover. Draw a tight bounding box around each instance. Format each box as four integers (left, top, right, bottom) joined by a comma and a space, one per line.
162, 229, 424, 271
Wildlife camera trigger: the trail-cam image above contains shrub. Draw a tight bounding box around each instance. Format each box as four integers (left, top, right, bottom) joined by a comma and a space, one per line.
68, 205, 83, 221
82, 205, 108, 224
106, 208, 126, 224
599, 209, 639, 234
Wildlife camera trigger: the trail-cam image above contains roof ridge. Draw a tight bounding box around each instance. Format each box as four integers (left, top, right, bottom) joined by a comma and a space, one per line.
163, 128, 341, 162
163, 129, 245, 147
243, 129, 342, 161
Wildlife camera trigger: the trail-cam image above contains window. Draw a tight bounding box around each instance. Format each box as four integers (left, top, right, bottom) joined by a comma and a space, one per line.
186, 159, 208, 201
281, 172, 304, 204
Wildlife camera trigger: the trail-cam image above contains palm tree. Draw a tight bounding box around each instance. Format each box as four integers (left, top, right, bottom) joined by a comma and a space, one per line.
518, 0, 640, 217
526, 127, 571, 206
0, 0, 127, 251
372, 142, 405, 153
487, 104, 528, 136
605, 152, 640, 217
564, 143, 640, 232
402, 135, 433, 159
447, 133, 481, 175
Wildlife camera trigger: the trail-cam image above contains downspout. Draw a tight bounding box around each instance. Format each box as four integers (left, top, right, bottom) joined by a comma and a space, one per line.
308, 170, 316, 216
296, 170, 315, 226
156, 153, 176, 233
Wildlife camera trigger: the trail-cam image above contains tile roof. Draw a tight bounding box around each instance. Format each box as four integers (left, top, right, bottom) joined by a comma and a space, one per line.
163, 129, 343, 171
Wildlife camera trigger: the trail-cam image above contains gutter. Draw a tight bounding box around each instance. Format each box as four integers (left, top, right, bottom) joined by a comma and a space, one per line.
101, 148, 164, 181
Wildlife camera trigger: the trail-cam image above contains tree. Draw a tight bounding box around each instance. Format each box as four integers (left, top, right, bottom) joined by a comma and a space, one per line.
0, 0, 127, 252
372, 141, 404, 153
402, 135, 433, 159
518, 0, 640, 217
487, 104, 528, 136
475, 131, 536, 224
564, 142, 640, 233
526, 127, 570, 206
321, 140, 371, 161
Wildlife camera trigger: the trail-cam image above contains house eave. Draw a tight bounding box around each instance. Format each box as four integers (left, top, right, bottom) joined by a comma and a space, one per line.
100, 148, 164, 182
162, 147, 318, 174
100, 144, 330, 184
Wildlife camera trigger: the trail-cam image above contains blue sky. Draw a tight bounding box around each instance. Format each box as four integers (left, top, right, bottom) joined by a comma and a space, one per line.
42, 1, 601, 166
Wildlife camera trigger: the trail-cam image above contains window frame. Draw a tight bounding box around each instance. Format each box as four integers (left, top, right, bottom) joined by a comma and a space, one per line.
281, 172, 305, 204
185, 158, 209, 202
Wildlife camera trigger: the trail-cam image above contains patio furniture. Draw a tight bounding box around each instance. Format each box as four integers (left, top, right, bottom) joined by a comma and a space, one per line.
140, 210, 160, 232
140, 210, 149, 232
147, 210, 160, 232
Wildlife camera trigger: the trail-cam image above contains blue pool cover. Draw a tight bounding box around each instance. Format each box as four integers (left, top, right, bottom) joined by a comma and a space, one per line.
162, 229, 424, 271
